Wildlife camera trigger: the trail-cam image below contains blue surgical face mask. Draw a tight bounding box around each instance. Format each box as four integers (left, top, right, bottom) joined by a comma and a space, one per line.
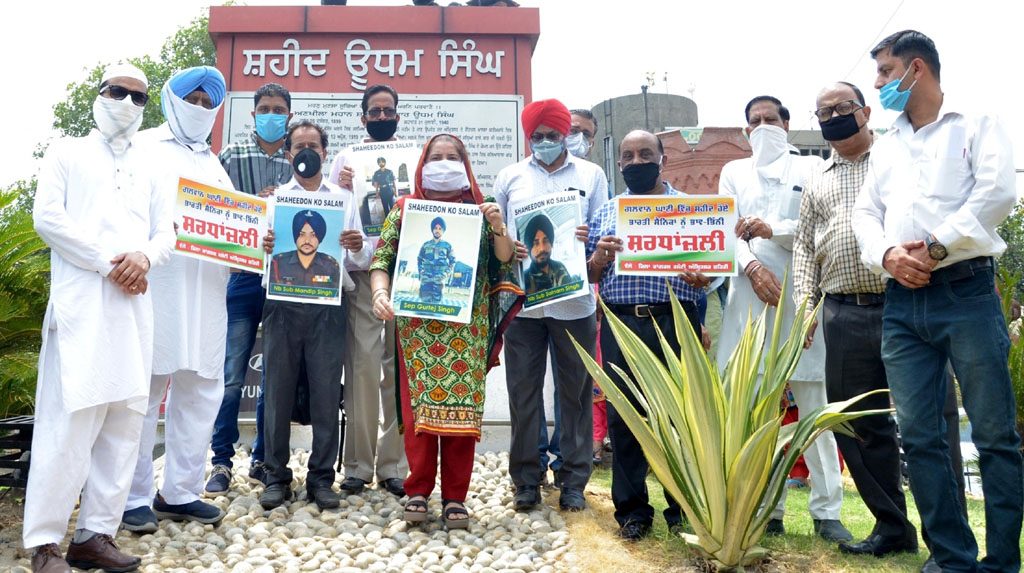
878, 65, 917, 112
530, 139, 565, 166
255, 113, 288, 143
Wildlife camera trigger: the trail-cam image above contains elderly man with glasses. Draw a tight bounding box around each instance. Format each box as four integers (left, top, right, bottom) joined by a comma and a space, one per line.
327, 84, 409, 498
493, 98, 608, 513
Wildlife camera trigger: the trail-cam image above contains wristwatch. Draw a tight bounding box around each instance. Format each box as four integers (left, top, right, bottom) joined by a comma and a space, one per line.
927, 234, 948, 261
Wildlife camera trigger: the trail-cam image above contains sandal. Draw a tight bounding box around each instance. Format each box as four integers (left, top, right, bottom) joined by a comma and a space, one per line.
404, 495, 428, 523
442, 499, 470, 529
593, 440, 604, 464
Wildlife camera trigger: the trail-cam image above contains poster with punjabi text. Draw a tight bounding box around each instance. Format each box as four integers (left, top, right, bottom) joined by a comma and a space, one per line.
173, 177, 267, 272
615, 195, 737, 276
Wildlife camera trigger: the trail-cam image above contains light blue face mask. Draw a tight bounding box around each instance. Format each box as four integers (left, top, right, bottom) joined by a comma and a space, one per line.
530, 139, 565, 166
878, 65, 918, 112
255, 113, 288, 143
565, 132, 591, 158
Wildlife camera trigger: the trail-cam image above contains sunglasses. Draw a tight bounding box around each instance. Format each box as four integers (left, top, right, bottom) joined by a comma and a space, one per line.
100, 84, 149, 107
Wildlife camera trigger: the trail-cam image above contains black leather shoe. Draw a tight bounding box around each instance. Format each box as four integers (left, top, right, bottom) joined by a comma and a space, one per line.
339, 476, 367, 494
618, 521, 652, 541
814, 518, 853, 542
920, 555, 942, 573
379, 478, 406, 497
513, 485, 540, 511
764, 518, 785, 536
558, 487, 585, 512
260, 483, 292, 510
838, 533, 918, 557
307, 486, 340, 510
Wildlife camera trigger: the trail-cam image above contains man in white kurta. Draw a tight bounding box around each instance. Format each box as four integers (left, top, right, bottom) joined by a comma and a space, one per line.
25, 64, 175, 573
716, 95, 849, 542
122, 67, 232, 532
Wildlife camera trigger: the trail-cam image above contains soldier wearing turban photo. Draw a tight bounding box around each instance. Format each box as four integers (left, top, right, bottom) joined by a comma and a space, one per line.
270, 209, 341, 289
417, 216, 456, 302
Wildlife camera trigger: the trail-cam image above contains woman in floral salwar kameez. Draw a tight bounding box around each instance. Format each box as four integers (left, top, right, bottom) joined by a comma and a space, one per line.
370, 134, 521, 528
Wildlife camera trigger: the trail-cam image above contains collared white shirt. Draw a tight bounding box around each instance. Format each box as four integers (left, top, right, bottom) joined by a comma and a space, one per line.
34, 131, 176, 412
493, 152, 609, 320
275, 175, 369, 292
140, 123, 232, 379
853, 97, 1017, 277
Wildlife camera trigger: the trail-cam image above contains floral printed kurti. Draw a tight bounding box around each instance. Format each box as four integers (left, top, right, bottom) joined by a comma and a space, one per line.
371, 198, 516, 439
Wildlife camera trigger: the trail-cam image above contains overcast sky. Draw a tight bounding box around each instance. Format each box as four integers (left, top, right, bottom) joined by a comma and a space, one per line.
3, 0, 1022, 188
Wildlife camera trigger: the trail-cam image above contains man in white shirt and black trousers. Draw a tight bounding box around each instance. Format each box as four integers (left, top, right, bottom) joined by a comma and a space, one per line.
853, 29, 1022, 573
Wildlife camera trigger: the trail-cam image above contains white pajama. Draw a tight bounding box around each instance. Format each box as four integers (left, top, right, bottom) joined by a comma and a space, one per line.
771, 378, 844, 520
127, 370, 224, 509
23, 336, 145, 547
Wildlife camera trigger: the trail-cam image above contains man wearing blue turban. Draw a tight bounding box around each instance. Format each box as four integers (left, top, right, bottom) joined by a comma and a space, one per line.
122, 66, 232, 533
269, 209, 340, 288
417, 216, 455, 302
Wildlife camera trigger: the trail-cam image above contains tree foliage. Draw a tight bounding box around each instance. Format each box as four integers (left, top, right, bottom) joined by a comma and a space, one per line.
997, 198, 1024, 299
51, 11, 216, 139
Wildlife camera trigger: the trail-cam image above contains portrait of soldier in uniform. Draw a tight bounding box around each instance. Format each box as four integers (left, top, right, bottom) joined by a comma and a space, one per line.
417, 216, 456, 302
522, 213, 575, 295
373, 156, 397, 215
271, 209, 340, 289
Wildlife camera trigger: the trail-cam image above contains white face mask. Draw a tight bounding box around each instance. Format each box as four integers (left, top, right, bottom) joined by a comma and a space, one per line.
749, 124, 789, 166
421, 160, 470, 192
161, 82, 220, 151
93, 95, 144, 155
565, 132, 591, 159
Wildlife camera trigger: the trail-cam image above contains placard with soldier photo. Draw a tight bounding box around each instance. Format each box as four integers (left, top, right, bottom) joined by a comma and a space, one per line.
266, 190, 348, 306
348, 140, 420, 236
390, 199, 483, 324
507, 190, 589, 310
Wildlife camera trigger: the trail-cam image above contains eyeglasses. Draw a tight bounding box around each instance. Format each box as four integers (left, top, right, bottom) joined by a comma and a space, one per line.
99, 84, 149, 107
814, 100, 862, 122
365, 107, 398, 119
569, 127, 595, 140
529, 131, 564, 144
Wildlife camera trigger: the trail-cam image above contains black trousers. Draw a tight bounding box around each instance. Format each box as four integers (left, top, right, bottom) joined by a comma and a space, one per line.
822, 296, 915, 539
262, 299, 346, 489
603, 301, 700, 527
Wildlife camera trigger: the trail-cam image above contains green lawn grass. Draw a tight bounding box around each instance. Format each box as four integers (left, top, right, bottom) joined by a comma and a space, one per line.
584, 467, 1009, 572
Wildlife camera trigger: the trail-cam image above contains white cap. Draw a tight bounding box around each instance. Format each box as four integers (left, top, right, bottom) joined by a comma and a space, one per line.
101, 63, 148, 89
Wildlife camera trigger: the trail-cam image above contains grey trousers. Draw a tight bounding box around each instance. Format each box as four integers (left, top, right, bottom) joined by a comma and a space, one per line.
342, 271, 407, 483
262, 299, 346, 489
503, 314, 597, 491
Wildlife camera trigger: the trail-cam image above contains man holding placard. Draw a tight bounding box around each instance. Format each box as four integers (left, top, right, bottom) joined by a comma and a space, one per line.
122, 66, 232, 533
206, 82, 294, 497
494, 98, 608, 513
260, 119, 368, 511
328, 84, 409, 498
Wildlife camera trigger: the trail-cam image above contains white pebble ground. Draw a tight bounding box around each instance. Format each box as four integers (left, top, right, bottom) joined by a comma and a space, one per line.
4, 449, 578, 572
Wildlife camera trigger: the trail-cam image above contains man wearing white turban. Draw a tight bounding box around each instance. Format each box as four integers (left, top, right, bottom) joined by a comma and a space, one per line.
121, 66, 234, 533
25, 62, 175, 573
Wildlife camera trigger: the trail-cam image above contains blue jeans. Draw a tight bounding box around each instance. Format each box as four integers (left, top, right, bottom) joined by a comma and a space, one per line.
882, 269, 1022, 572
538, 340, 563, 472
211, 273, 267, 468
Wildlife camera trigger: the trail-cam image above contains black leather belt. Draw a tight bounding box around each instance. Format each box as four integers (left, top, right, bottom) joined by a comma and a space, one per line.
605, 301, 695, 318
928, 257, 993, 286
826, 292, 885, 306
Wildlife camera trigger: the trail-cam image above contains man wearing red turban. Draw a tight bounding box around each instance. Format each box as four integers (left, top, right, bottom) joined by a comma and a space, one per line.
493, 98, 609, 514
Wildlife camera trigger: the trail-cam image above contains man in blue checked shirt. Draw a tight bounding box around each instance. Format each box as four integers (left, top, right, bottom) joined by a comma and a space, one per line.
586, 129, 709, 541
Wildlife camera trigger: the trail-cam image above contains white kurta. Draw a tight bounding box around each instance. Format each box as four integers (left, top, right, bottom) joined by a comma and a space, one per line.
716, 153, 825, 383
33, 131, 176, 413
139, 124, 231, 379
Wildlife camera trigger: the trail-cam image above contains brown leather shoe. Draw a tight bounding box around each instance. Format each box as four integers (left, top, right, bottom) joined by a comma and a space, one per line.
30, 544, 71, 573
65, 534, 140, 572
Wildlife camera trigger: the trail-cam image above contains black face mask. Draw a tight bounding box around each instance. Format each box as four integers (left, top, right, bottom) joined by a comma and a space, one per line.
819, 112, 861, 142
292, 148, 322, 178
621, 162, 661, 193
366, 119, 398, 142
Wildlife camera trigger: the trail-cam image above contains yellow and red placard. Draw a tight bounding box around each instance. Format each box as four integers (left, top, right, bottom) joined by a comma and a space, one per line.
615, 195, 737, 276
173, 177, 267, 272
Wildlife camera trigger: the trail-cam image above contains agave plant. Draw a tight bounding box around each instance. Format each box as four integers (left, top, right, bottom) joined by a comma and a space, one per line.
571, 276, 889, 571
